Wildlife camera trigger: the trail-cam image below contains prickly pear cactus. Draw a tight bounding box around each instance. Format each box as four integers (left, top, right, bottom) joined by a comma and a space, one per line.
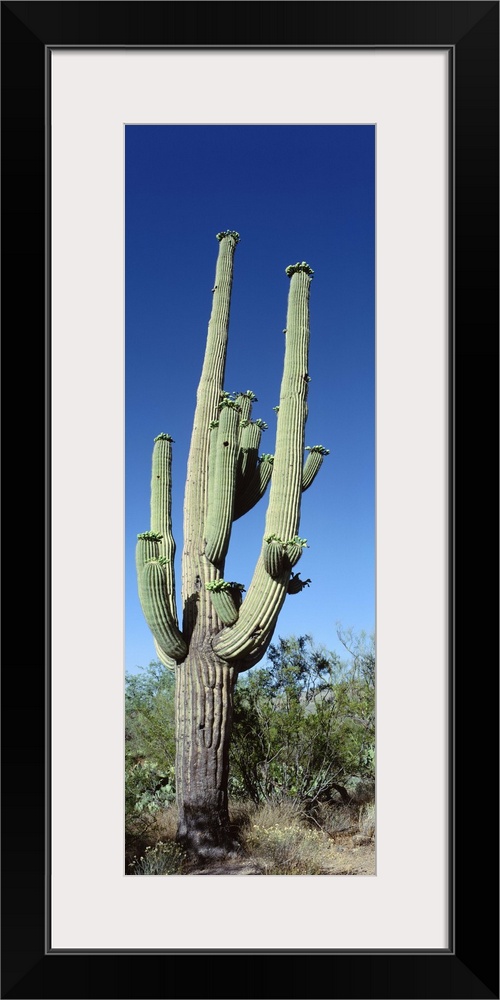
136, 232, 329, 857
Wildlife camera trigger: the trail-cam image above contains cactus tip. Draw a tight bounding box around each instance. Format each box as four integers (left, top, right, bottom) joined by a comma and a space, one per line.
288, 536, 308, 548
306, 444, 330, 455
216, 230, 240, 243
235, 389, 258, 402
218, 397, 241, 411
206, 579, 245, 593
285, 261, 314, 277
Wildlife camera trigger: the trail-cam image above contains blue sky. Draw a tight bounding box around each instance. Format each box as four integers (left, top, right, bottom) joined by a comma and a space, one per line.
126, 125, 374, 673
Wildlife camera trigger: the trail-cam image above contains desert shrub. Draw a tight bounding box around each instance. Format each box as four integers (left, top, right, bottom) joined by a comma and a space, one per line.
310, 801, 358, 836
126, 758, 176, 817
128, 840, 186, 876
348, 777, 375, 805
125, 662, 176, 825
125, 804, 180, 873
230, 634, 375, 807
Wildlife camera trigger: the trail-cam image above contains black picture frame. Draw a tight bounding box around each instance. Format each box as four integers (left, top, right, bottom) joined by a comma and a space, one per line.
1, 2, 498, 998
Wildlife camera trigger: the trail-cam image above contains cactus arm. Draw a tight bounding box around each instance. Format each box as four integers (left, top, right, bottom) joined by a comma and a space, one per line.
214, 571, 290, 664
233, 453, 274, 520
135, 432, 187, 664
150, 434, 178, 621
136, 530, 162, 620
235, 417, 267, 495
139, 559, 188, 662
153, 638, 176, 672
234, 390, 257, 429
136, 536, 187, 662
233, 394, 262, 497
213, 263, 314, 666
205, 580, 245, 626
236, 420, 260, 482
302, 445, 330, 491
204, 400, 240, 565
182, 232, 239, 638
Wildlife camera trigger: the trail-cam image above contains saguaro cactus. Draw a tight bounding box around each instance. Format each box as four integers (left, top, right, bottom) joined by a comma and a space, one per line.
136, 231, 329, 857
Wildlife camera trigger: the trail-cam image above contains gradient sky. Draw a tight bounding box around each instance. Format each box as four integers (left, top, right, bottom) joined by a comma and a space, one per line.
125, 125, 375, 673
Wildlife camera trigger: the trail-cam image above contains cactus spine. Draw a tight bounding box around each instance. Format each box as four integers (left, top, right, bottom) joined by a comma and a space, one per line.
136, 233, 328, 857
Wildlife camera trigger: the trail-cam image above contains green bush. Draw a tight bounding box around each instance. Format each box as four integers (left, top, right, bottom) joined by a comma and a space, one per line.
229, 634, 375, 806
125, 661, 176, 827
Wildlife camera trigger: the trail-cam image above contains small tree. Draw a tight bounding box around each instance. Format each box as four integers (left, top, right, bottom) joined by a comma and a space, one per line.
135, 232, 328, 858
229, 635, 375, 806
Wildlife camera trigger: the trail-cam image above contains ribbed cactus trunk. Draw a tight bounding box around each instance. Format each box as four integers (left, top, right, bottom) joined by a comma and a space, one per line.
176, 232, 241, 854
136, 231, 328, 858
175, 651, 239, 853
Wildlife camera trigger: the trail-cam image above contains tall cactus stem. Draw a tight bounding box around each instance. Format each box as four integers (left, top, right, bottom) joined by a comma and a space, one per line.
182, 232, 239, 638
214, 264, 313, 664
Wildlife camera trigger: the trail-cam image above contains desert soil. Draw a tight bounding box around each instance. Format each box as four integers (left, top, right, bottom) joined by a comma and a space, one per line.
185, 834, 375, 876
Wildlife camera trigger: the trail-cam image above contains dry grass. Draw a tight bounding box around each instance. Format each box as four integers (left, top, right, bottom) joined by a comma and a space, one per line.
125, 796, 375, 876
125, 804, 180, 873
248, 825, 332, 874
242, 809, 335, 874
315, 802, 356, 835
358, 801, 376, 838
238, 798, 375, 875
128, 840, 186, 875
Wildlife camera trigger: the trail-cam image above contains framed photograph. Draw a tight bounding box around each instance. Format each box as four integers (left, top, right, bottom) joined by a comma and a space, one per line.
2, 2, 498, 998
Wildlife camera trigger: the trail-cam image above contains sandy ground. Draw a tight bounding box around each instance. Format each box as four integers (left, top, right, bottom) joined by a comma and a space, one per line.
184, 834, 375, 876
